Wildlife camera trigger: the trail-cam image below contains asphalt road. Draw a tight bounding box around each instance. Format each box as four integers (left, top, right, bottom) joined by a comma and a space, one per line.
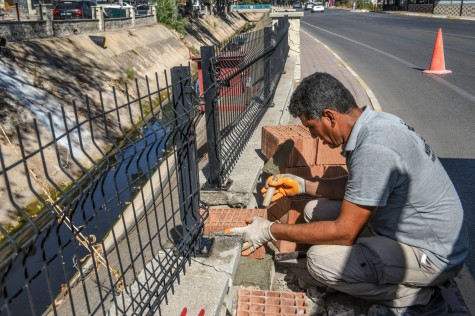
301, 9, 475, 276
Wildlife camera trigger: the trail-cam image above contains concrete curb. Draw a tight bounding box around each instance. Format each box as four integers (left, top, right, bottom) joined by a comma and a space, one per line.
332, 6, 475, 21
300, 29, 382, 112
110, 236, 242, 315
375, 9, 475, 21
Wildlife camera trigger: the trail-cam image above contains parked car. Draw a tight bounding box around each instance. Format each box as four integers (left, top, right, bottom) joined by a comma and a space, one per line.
311, 2, 324, 12
53, 0, 96, 20
292, 2, 302, 9
135, 4, 149, 15
304, 2, 315, 10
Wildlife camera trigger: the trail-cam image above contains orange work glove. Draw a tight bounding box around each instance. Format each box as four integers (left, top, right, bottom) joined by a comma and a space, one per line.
224, 217, 276, 256
261, 174, 305, 203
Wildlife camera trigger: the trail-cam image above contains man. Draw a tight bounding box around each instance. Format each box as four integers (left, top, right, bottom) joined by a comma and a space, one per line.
226, 73, 469, 313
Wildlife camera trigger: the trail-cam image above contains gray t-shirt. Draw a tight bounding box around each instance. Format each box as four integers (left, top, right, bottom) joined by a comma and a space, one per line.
343, 106, 469, 270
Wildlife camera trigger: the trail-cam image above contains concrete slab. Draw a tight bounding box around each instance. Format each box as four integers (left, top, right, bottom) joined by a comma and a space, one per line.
109, 236, 241, 316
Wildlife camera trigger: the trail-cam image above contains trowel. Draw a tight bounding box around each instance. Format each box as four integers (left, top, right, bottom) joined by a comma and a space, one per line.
262, 139, 295, 207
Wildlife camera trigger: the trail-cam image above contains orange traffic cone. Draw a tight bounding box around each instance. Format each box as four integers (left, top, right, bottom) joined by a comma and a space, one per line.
423, 28, 452, 75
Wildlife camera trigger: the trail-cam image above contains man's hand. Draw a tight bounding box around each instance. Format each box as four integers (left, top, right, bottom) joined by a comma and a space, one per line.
261, 174, 305, 202
224, 217, 276, 256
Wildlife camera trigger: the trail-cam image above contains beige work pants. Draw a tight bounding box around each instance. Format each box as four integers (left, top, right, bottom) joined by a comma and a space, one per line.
304, 199, 461, 307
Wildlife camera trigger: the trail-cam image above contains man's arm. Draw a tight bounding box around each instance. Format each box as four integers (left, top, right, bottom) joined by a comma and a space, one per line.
305, 175, 348, 200
270, 199, 374, 245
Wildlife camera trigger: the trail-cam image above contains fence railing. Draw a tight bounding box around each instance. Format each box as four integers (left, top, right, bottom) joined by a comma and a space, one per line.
0, 16, 290, 314
201, 17, 290, 188
0, 67, 205, 315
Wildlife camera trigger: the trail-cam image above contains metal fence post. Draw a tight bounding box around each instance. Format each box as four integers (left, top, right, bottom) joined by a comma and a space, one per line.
171, 66, 200, 243
201, 45, 223, 188
15, 3, 20, 21
264, 26, 273, 104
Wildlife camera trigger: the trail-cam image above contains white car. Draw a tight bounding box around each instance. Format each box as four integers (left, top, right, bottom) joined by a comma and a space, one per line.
304, 2, 315, 10
311, 2, 324, 12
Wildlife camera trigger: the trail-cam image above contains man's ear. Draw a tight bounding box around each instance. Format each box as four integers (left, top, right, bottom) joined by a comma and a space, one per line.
322, 109, 336, 126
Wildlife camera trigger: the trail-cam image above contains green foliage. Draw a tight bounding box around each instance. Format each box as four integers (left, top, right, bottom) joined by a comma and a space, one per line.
155, 0, 188, 35
126, 67, 137, 80
355, 0, 372, 8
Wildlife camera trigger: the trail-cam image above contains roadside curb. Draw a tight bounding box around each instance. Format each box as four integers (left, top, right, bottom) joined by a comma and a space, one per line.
331, 7, 475, 21
300, 29, 382, 112
374, 9, 475, 21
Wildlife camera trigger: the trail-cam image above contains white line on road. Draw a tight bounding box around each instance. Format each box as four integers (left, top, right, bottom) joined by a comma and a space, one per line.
302, 21, 475, 104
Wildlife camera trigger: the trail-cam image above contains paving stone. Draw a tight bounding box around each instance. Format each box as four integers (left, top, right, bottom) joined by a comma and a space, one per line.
237, 288, 308, 315
203, 208, 267, 259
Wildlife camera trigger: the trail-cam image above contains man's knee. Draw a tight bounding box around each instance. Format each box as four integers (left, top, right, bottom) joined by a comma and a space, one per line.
304, 200, 319, 222
306, 245, 344, 283
304, 198, 341, 223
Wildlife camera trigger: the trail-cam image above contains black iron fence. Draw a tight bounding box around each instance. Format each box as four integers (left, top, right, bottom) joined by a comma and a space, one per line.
0, 16, 290, 315
0, 67, 205, 315
201, 17, 290, 188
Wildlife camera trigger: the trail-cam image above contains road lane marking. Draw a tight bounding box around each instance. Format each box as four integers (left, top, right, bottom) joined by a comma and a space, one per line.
302, 22, 475, 104
304, 13, 475, 40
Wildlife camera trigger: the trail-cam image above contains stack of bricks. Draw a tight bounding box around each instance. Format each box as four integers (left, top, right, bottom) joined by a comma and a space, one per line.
203, 208, 267, 259
267, 195, 315, 253
261, 125, 347, 179
237, 288, 308, 315
261, 125, 348, 253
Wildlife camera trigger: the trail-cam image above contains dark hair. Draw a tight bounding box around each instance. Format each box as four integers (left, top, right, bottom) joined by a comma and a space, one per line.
289, 72, 357, 120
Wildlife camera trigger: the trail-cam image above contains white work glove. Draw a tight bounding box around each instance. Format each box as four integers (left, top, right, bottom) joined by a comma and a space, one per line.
261, 173, 306, 202
224, 217, 276, 256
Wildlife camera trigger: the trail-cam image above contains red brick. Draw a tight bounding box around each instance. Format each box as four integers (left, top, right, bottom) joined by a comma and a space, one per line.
283, 165, 325, 178
315, 138, 346, 165
261, 125, 317, 168
322, 164, 348, 178
203, 208, 267, 259
283, 164, 347, 178
267, 196, 315, 253
237, 288, 308, 315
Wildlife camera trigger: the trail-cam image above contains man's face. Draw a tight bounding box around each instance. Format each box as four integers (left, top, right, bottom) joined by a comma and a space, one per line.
299, 113, 341, 149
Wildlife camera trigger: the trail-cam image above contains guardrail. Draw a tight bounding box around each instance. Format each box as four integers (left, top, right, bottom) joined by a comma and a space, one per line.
231, 4, 272, 10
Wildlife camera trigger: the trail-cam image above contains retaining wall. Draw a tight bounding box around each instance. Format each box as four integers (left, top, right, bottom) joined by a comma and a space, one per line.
0, 10, 155, 41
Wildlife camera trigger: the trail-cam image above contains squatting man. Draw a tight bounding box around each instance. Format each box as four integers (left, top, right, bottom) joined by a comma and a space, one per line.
226, 72, 469, 313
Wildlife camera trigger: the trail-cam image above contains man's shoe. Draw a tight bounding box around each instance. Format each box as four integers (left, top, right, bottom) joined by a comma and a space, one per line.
368, 287, 448, 316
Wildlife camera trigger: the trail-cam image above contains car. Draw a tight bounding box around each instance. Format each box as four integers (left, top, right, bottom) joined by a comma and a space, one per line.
135, 4, 149, 15
53, 0, 96, 20
311, 2, 324, 12
304, 2, 315, 10
292, 2, 302, 9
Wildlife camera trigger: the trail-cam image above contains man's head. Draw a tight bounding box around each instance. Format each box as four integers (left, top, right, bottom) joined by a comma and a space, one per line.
289, 72, 360, 148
